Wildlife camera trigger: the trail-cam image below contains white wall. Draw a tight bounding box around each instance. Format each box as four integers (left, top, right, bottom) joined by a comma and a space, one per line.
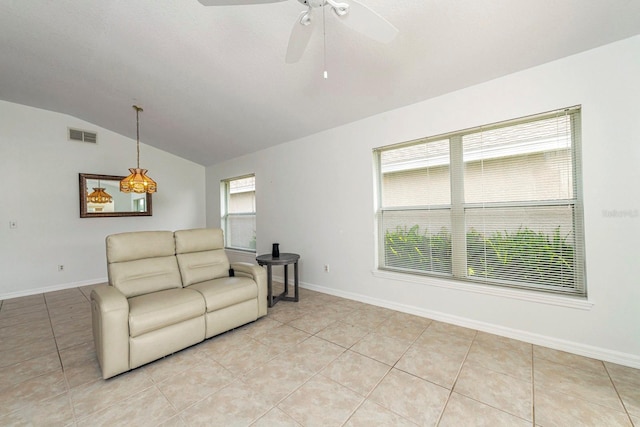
0, 101, 206, 298
206, 36, 640, 367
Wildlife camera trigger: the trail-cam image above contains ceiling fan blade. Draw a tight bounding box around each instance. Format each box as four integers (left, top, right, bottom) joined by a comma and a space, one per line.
285, 10, 317, 64
198, 0, 286, 6
334, 0, 398, 43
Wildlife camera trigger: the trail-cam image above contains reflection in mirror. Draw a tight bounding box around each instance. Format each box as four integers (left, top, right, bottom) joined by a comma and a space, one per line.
79, 173, 152, 218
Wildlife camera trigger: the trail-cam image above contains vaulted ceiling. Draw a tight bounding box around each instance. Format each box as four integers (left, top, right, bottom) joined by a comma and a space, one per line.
2, 1, 640, 166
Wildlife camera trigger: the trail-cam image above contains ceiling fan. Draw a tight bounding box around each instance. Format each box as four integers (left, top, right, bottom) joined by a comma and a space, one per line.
197, 0, 398, 64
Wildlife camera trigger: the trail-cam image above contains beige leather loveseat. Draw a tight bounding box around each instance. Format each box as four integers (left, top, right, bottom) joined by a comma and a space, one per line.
90, 228, 267, 379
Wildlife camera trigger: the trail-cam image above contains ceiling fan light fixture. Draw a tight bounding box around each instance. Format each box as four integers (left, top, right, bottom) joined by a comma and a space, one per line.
325, 0, 348, 16
120, 105, 157, 194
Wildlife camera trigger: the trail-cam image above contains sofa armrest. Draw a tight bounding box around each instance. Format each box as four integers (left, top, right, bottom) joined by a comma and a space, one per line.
90, 285, 130, 379
231, 262, 268, 317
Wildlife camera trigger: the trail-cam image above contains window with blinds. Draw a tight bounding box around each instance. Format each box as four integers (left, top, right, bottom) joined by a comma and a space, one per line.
221, 174, 256, 251
376, 107, 585, 296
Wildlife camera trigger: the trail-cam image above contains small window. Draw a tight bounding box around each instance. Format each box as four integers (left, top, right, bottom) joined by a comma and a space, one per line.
375, 107, 585, 296
221, 175, 256, 251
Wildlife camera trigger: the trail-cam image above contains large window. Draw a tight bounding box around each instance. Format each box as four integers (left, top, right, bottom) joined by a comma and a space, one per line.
375, 107, 585, 296
221, 175, 256, 251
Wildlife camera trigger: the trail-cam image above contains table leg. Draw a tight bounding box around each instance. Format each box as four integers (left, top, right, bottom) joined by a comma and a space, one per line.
267, 264, 273, 307
294, 260, 299, 302
284, 264, 289, 296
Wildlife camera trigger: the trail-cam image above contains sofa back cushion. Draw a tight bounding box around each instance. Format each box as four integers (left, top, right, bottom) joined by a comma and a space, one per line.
106, 231, 182, 298
175, 228, 230, 286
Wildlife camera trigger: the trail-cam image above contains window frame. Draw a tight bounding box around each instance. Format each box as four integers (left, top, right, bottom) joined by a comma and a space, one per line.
221, 174, 256, 252
374, 107, 586, 297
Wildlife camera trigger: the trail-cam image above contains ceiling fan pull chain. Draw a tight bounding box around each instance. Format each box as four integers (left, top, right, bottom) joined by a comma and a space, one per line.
323, 2, 328, 79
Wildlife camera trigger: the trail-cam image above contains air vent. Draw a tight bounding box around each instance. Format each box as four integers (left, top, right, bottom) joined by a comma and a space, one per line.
69, 128, 97, 143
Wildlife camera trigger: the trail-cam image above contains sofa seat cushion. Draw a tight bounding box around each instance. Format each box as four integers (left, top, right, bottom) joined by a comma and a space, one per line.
128, 288, 205, 338
188, 277, 257, 312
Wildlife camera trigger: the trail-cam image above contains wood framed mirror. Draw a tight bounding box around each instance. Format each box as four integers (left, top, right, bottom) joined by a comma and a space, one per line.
79, 173, 152, 218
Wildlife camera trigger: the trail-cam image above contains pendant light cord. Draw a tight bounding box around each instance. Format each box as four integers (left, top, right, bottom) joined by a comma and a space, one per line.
133, 105, 143, 169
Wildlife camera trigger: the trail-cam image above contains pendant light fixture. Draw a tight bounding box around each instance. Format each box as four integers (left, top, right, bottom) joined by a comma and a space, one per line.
120, 105, 157, 194
87, 180, 113, 204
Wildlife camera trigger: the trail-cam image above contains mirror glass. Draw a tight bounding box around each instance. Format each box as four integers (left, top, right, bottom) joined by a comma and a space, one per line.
79, 173, 152, 218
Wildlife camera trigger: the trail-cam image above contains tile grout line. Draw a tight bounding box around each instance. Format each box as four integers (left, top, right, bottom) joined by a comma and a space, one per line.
253, 303, 409, 426
43, 292, 65, 372
438, 332, 536, 426
173, 324, 313, 425
45, 292, 80, 426
5, 287, 637, 426
346, 315, 427, 426
272, 316, 358, 426
434, 329, 477, 426
0, 295, 59, 421
45, 287, 107, 425
531, 344, 536, 427
337, 344, 399, 426
536, 353, 635, 412
309, 309, 391, 426
153, 373, 186, 421
47, 293, 84, 425
74, 382, 162, 425
603, 361, 636, 426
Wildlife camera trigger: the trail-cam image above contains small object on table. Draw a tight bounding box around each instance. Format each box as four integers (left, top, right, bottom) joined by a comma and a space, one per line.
272, 243, 280, 258
256, 252, 300, 307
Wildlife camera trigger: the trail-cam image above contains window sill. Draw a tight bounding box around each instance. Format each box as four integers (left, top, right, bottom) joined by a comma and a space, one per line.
371, 269, 593, 310
224, 247, 256, 254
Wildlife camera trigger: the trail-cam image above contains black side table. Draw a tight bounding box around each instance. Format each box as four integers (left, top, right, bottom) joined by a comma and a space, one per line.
256, 253, 300, 307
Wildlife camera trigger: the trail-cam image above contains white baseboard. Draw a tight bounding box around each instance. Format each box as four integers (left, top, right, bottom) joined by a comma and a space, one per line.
7, 274, 638, 369
296, 280, 640, 370
0, 277, 107, 301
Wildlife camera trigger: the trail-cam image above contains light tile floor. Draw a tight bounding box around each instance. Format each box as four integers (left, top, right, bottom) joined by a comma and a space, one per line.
0, 284, 639, 426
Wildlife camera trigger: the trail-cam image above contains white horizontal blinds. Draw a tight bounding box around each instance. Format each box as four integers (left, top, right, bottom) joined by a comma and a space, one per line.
379, 139, 452, 274
375, 107, 585, 296
380, 140, 451, 207
461, 108, 584, 294
224, 175, 256, 250
462, 115, 574, 203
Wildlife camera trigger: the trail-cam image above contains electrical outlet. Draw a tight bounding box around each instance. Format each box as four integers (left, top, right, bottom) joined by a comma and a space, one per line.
58, 265, 64, 272
324, 264, 330, 272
